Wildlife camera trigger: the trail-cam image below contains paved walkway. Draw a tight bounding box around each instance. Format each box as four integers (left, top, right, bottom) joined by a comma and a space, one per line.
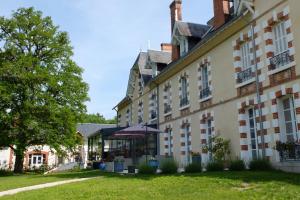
0, 177, 96, 197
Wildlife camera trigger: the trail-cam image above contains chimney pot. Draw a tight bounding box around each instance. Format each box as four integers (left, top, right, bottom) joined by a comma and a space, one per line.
161, 43, 172, 52
213, 0, 230, 29
170, 0, 182, 33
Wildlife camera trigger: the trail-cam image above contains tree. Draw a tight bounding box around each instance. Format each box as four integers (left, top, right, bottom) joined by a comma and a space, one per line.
80, 113, 116, 124
203, 135, 231, 162
0, 8, 89, 173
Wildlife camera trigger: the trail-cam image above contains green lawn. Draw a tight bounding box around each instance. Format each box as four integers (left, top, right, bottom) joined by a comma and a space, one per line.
0, 170, 103, 192
1, 171, 300, 200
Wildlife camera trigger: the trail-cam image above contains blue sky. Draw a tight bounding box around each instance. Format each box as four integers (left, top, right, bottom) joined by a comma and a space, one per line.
0, 0, 213, 119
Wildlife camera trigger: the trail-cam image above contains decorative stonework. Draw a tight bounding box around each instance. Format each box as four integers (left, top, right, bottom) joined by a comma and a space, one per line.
200, 111, 215, 164
180, 117, 192, 165
262, 6, 296, 76
163, 124, 173, 156
148, 90, 157, 123
198, 56, 212, 101
269, 84, 300, 143
232, 22, 263, 89
178, 71, 190, 107
237, 95, 271, 162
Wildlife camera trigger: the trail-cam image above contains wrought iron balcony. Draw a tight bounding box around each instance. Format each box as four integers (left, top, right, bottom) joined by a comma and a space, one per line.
180, 97, 189, 107
164, 104, 171, 114
150, 111, 157, 119
237, 67, 254, 84
200, 87, 211, 99
276, 142, 300, 162
270, 50, 291, 70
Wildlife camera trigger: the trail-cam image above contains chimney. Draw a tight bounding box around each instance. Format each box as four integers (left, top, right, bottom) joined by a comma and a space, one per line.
170, 0, 182, 33
213, 0, 230, 29
161, 43, 172, 52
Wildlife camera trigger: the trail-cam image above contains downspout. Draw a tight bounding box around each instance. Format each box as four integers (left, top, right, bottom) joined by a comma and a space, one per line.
154, 81, 160, 157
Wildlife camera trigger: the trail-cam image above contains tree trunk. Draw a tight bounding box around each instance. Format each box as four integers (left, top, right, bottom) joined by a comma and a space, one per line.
14, 147, 25, 174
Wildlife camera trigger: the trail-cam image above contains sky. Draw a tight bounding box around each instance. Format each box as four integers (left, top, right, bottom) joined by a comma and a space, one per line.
0, 0, 213, 119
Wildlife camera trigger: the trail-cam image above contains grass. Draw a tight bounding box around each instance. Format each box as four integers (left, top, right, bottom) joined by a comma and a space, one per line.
0, 170, 103, 192
1, 171, 300, 199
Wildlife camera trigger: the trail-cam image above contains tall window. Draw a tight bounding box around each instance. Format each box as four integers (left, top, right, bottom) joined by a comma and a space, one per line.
273, 21, 288, 55
164, 85, 172, 114
201, 64, 209, 90
180, 77, 188, 107
280, 97, 298, 142
247, 108, 258, 160
241, 42, 251, 70
167, 128, 173, 156
184, 125, 191, 164
207, 119, 213, 161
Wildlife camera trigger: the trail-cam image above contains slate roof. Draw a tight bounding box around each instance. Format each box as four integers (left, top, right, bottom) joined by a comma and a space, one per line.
147, 50, 172, 64
175, 21, 211, 38
76, 123, 116, 138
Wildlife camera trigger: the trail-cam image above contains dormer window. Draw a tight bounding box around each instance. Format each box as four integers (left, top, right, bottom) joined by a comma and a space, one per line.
179, 38, 188, 56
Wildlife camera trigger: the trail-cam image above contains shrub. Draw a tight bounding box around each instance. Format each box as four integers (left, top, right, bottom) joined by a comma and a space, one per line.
249, 159, 272, 171
185, 163, 202, 173
138, 163, 156, 175
206, 161, 224, 172
0, 169, 13, 176
160, 159, 178, 174
229, 160, 245, 171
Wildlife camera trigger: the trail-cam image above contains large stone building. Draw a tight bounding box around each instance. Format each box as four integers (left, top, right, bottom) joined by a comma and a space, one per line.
114, 0, 300, 172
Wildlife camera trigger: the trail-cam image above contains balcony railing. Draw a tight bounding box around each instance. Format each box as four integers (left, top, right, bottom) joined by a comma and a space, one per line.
270, 50, 291, 70
200, 87, 211, 99
164, 104, 171, 114
276, 142, 300, 162
180, 97, 189, 107
237, 67, 254, 84
150, 111, 157, 119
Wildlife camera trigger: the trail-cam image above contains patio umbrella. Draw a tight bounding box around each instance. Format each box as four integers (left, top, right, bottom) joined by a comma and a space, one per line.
112, 124, 161, 164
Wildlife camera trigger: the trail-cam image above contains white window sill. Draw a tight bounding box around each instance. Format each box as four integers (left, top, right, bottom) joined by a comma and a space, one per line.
199, 95, 212, 103
267, 61, 296, 76
235, 78, 256, 88
179, 104, 190, 111
164, 112, 172, 117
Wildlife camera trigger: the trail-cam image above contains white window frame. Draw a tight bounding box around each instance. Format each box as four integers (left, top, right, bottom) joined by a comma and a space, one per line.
31, 154, 43, 166
181, 77, 188, 101
167, 129, 173, 156
278, 96, 299, 143
241, 41, 252, 70
247, 108, 259, 160
201, 64, 209, 90
207, 119, 213, 161
273, 21, 288, 56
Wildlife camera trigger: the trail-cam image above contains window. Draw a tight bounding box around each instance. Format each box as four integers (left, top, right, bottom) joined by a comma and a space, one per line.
201, 65, 209, 90
164, 85, 172, 114
29, 154, 43, 166
200, 64, 212, 99
207, 119, 213, 161
241, 42, 252, 70
167, 129, 173, 156
273, 21, 288, 55
180, 77, 189, 107
180, 38, 188, 56
280, 97, 298, 142
247, 108, 259, 160
184, 125, 191, 164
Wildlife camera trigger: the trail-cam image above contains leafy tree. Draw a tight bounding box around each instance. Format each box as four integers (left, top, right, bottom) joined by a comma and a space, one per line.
0, 8, 89, 173
80, 113, 116, 124
203, 136, 231, 162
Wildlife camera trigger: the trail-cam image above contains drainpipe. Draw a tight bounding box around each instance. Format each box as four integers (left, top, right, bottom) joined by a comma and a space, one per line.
241, 10, 266, 158
154, 82, 160, 158
250, 23, 266, 158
